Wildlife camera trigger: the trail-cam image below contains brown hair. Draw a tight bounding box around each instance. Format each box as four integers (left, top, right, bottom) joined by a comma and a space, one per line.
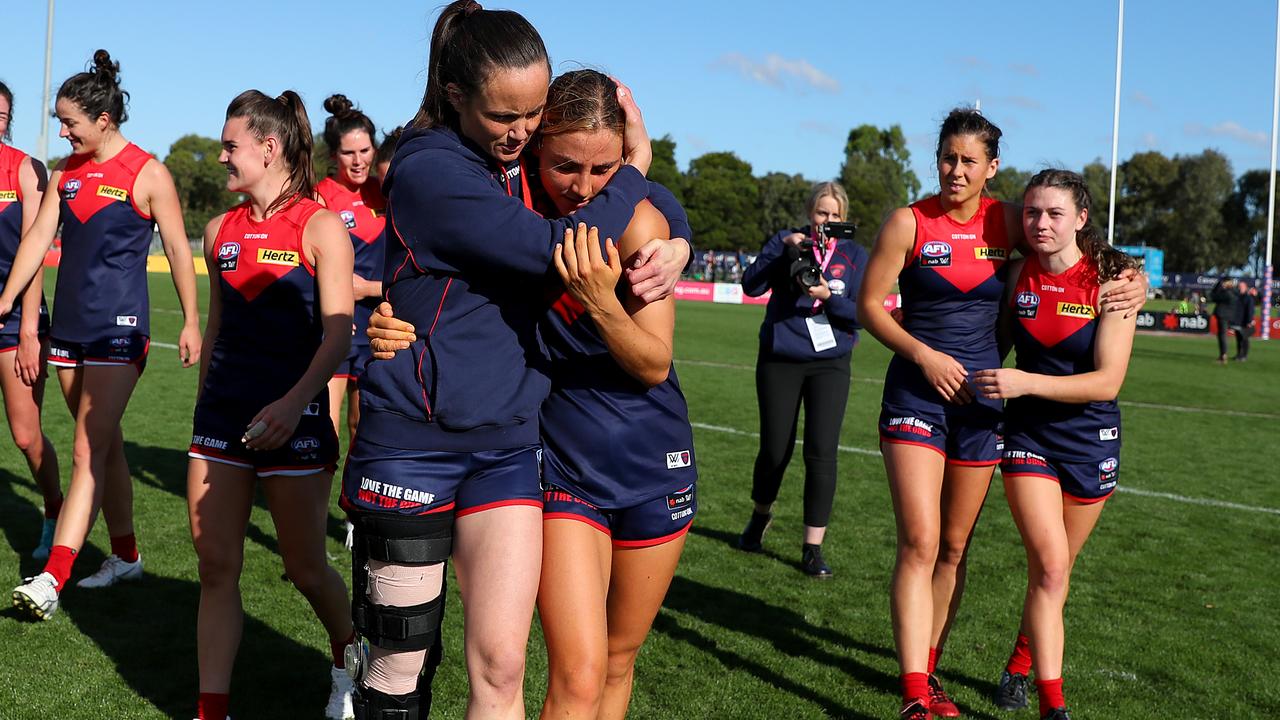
412, 0, 550, 131
0, 80, 12, 142
57, 49, 129, 126
377, 126, 403, 168
937, 107, 1001, 161
539, 70, 623, 139
1023, 169, 1137, 281
322, 94, 376, 155
806, 181, 848, 223
226, 90, 315, 215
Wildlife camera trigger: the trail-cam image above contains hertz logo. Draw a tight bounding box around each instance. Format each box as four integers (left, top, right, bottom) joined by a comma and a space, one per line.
0, 190, 16, 202
1056, 302, 1096, 319
97, 185, 128, 202
257, 248, 300, 266
975, 247, 1007, 260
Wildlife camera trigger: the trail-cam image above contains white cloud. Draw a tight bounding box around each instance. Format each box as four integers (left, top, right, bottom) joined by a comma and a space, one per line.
1185, 121, 1268, 147
713, 53, 841, 94
1140, 132, 1159, 149
956, 56, 987, 69
1001, 95, 1044, 111
1010, 63, 1039, 77
1132, 90, 1156, 109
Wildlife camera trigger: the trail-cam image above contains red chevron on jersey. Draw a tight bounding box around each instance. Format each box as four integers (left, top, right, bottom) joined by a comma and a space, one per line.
214, 199, 322, 302
316, 176, 385, 245
1012, 255, 1100, 349
910, 195, 1009, 294
59, 144, 152, 225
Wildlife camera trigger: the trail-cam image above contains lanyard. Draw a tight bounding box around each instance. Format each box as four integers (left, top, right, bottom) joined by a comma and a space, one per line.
810, 232, 837, 311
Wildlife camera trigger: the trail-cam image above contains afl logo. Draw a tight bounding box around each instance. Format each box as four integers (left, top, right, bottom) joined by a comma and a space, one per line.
340, 210, 357, 229
1098, 457, 1118, 473
291, 437, 321, 453
218, 241, 241, 272
63, 179, 82, 200
1016, 290, 1040, 318
920, 240, 952, 267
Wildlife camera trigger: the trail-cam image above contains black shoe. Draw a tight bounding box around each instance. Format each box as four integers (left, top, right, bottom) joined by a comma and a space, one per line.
1041, 708, 1072, 720
899, 699, 931, 719
995, 670, 1029, 711
800, 543, 832, 578
735, 511, 772, 552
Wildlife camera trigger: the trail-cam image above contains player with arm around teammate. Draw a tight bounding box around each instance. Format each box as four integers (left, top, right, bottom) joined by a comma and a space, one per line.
974, 170, 1138, 720
0, 81, 63, 561
186, 90, 355, 720
3, 50, 202, 619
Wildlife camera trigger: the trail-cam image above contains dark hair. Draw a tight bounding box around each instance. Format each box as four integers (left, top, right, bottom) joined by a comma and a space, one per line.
226, 90, 315, 215
322, 94, 376, 155
412, 0, 550, 130
57, 49, 129, 126
540, 70, 622, 139
1024, 169, 1136, 281
936, 107, 1001, 161
0, 80, 12, 142
377, 126, 403, 167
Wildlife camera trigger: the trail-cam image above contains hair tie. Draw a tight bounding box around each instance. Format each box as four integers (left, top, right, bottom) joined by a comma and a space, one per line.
463, 0, 482, 16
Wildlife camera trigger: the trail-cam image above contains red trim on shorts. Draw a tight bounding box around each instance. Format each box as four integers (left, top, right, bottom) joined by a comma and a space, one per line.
0, 346, 17, 354
947, 458, 1001, 467
456, 498, 543, 518
1064, 489, 1113, 505
543, 511, 611, 537
332, 373, 357, 381
879, 435, 946, 457
613, 520, 693, 549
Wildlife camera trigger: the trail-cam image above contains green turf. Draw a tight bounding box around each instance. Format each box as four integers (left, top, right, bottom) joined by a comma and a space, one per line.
1, 270, 1277, 718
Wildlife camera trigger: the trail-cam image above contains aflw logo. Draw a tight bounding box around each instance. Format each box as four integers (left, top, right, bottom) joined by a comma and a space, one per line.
666, 450, 692, 469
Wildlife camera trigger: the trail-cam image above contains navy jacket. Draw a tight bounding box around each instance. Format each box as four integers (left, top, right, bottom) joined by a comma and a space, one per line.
741, 227, 868, 361
359, 125, 688, 451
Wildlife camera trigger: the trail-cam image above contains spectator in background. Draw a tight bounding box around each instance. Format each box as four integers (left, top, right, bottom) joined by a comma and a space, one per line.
1210, 278, 1238, 365
1233, 280, 1255, 362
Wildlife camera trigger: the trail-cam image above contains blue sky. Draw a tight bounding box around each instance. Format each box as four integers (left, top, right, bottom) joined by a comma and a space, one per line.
2, 0, 1276, 195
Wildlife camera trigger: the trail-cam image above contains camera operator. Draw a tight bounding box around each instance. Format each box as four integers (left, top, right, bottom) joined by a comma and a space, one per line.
735, 182, 867, 577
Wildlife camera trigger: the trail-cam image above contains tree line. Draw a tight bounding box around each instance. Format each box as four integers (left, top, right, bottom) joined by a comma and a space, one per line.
94, 130, 1276, 274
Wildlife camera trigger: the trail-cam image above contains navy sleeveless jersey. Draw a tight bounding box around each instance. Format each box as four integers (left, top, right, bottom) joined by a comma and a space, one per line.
203, 198, 325, 401
1005, 255, 1120, 460
53, 143, 155, 342
316, 176, 385, 347
539, 282, 697, 508
0, 144, 48, 337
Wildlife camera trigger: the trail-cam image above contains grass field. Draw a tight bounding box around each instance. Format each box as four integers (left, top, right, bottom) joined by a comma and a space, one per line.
1, 270, 1277, 719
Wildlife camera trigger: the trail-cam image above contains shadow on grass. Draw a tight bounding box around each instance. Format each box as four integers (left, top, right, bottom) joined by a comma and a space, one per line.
688, 524, 809, 574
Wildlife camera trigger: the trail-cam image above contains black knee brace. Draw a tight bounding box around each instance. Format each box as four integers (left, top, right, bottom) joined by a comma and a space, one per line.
350, 510, 453, 651
352, 685, 421, 720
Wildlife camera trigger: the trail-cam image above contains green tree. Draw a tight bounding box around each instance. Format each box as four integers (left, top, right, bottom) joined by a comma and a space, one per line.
682, 151, 760, 250
1114, 150, 1177, 248
313, 135, 334, 181
1081, 160, 1112, 236
1223, 169, 1276, 276
648, 134, 684, 204
1162, 150, 1237, 270
757, 171, 812, 241
985, 165, 1031, 204
839, 124, 920, 236
163, 134, 239, 240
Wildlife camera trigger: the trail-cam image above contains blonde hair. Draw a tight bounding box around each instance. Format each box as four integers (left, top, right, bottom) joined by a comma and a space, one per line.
806, 181, 848, 221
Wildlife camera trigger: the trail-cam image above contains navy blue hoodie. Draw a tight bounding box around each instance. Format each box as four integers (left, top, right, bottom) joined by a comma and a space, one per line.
741, 227, 868, 361
359, 125, 688, 451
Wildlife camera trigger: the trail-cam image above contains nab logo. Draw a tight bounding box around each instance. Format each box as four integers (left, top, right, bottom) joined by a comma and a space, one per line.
920, 241, 952, 267
63, 179, 82, 200
665, 450, 692, 469
1016, 291, 1040, 319
1057, 302, 1096, 319
291, 437, 321, 452
340, 210, 357, 229
0, 190, 17, 203
218, 241, 241, 272
97, 185, 128, 202
257, 248, 300, 267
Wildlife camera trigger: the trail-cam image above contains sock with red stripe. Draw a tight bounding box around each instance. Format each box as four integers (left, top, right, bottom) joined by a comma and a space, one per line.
197, 692, 229, 720
902, 672, 929, 704
109, 533, 139, 563
1036, 677, 1065, 715
928, 646, 940, 675
331, 630, 356, 669
43, 545, 77, 592
1006, 633, 1032, 675
44, 496, 63, 520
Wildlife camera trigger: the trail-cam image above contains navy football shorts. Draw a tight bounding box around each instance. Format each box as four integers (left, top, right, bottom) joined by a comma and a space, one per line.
189, 392, 337, 477
49, 333, 149, 375
1000, 444, 1119, 503
542, 481, 697, 547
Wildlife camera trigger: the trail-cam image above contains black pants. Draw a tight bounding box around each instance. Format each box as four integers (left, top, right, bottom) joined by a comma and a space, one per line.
1233, 324, 1251, 359
751, 351, 851, 528
1216, 319, 1231, 358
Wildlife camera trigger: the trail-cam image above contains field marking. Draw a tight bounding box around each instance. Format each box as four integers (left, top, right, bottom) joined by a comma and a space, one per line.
152, 341, 179, 349
690, 422, 1280, 516
675, 359, 1277, 419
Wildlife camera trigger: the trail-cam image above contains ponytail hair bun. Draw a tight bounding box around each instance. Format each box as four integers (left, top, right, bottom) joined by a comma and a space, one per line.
322, 93, 376, 154
57, 48, 129, 126
323, 93, 354, 117
226, 89, 316, 214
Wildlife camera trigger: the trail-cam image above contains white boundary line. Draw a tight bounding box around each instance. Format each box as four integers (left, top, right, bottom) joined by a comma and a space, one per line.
690, 421, 1280, 516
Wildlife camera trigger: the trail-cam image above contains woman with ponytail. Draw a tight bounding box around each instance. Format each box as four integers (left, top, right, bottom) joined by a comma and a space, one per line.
315, 94, 385, 445
3, 50, 202, 619
0, 81, 63, 562
185, 89, 356, 720
973, 170, 1139, 720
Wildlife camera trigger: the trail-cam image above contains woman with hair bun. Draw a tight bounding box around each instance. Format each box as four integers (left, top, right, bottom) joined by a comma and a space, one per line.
974, 170, 1139, 720
185, 89, 356, 720
0, 80, 63, 562
316, 94, 385, 444
3, 49, 202, 620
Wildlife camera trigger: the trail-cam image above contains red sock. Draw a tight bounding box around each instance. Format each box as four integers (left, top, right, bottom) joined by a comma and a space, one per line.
44, 496, 63, 520
109, 533, 139, 563
197, 692, 229, 720
901, 672, 929, 704
1036, 677, 1065, 715
1006, 633, 1032, 675
331, 630, 356, 669
928, 646, 940, 675
44, 545, 78, 592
